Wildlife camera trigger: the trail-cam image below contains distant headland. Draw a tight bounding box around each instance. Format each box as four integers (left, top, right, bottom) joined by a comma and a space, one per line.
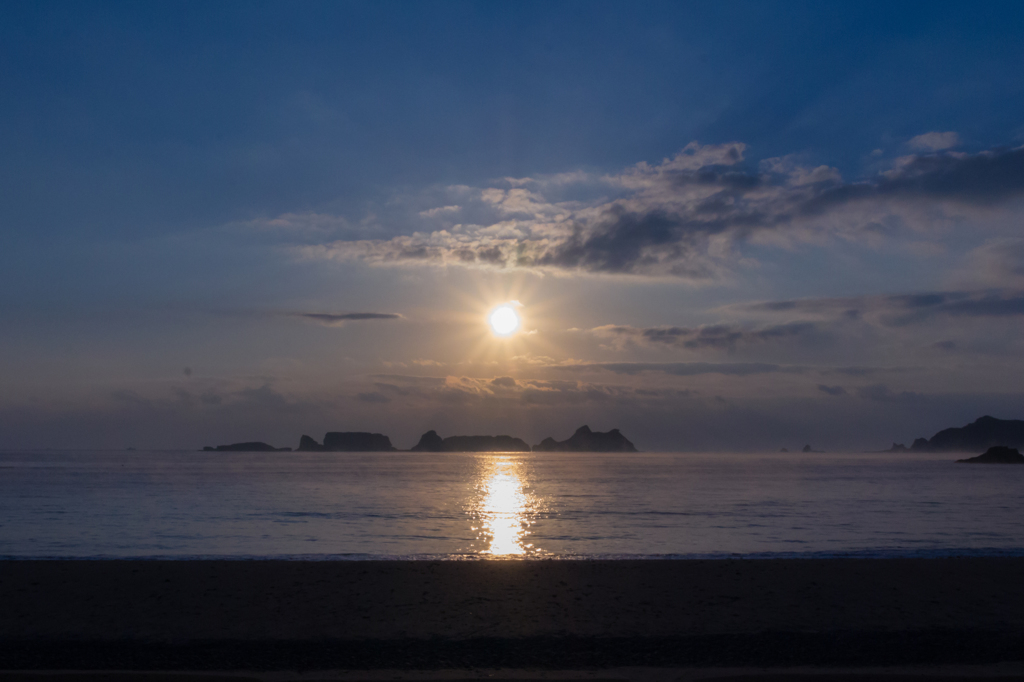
202, 442, 291, 452
202, 425, 636, 453
888, 415, 1024, 453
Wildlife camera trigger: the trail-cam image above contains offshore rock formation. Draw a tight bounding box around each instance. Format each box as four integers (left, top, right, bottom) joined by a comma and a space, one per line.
297, 435, 323, 451
898, 415, 1024, 452
202, 442, 291, 452
298, 432, 396, 452
411, 430, 445, 452
956, 446, 1024, 464
532, 425, 637, 452
323, 432, 396, 451
411, 431, 531, 452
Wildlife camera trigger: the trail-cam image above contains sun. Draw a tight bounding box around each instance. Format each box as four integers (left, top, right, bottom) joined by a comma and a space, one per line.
488, 305, 521, 336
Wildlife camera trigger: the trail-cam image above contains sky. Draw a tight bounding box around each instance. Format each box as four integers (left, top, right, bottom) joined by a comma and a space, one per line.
2, 0, 1024, 451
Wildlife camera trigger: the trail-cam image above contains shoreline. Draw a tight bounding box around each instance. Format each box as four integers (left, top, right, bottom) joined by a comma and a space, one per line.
2, 558, 1023, 669
4, 631, 1024, 670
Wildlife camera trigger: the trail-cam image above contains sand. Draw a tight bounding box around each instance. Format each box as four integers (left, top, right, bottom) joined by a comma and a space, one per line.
1, 559, 1023, 670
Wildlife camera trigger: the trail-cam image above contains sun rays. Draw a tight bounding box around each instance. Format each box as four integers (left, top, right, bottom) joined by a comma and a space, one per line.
437, 273, 564, 372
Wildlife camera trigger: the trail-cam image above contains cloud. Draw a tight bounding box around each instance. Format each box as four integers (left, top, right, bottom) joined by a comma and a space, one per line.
419, 205, 461, 218
854, 384, 926, 403
353, 373, 684, 408
294, 312, 402, 327
825, 366, 908, 377
298, 141, 1024, 280
111, 382, 311, 416
957, 239, 1024, 287
355, 391, 391, 404
592, 321, 818, 350
737, 288, 1024, 326
370, 374, 448, 386
871, 146, 1024, 204
907, 131, 960, 152
817, 384, 847, 396
548, 361, 799, 376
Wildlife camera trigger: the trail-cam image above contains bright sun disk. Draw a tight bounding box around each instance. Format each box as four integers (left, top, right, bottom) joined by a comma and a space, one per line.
489, 305, 520, 336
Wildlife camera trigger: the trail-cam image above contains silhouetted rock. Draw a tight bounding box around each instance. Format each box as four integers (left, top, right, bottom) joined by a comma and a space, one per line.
411, 430, 445, 452
408, 431, 530, 452
297, 435, 324, 451
888, 443, 909, 452
779, 448, 789, 453
202, 442, 291, 452
909, 416, 1024, 452
801, 444, 824, 453
957, 446, 1024, 464
532, 425, 637, 452
322, 432, 396, 451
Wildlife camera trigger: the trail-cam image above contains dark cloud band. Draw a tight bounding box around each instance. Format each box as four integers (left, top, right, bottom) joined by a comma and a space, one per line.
295, 312, 402, 325
548, 361, 799, 376
739, 289, 1024, 326
594, 321, 818, 350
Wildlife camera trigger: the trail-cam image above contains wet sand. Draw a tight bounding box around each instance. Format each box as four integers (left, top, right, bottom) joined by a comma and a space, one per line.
1, 559, 1023, 670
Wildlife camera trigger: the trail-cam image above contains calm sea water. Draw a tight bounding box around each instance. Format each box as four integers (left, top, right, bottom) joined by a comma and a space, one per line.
1, 450, 1022, 559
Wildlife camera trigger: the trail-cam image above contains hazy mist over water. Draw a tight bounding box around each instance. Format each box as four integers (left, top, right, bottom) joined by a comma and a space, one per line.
1, 450, 1021, 559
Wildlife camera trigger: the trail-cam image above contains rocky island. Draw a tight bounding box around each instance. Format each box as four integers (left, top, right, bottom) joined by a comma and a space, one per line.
297, 432, 396, 452
411, 430, 531, 452
532, 425, 637, 452
202, 442, 292, 452
891, 415, 1024, 452
956, 446, 1024, 464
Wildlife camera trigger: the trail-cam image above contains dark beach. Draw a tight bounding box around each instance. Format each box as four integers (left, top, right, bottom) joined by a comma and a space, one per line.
2, 558, 1024, 677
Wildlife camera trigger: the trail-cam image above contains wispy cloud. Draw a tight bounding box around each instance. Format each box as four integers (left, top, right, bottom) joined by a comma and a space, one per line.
355, 391, 391, 403
357, 373, 686, 406
907, 131, 960, 152
957, 239, 1024, 287
854, 384, 926, 403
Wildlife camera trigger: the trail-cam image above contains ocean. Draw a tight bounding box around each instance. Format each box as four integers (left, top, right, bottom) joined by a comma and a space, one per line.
1, 449, 1021, 559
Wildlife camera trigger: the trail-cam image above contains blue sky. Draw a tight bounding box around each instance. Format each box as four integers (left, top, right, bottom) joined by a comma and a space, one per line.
2, 1, 1024, 450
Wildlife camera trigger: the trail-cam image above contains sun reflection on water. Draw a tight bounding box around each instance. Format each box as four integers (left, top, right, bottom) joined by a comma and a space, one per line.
470, 456, 541, 556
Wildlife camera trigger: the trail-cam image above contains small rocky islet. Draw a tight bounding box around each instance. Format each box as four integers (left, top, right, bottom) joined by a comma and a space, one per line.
202, 425, 636, 453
